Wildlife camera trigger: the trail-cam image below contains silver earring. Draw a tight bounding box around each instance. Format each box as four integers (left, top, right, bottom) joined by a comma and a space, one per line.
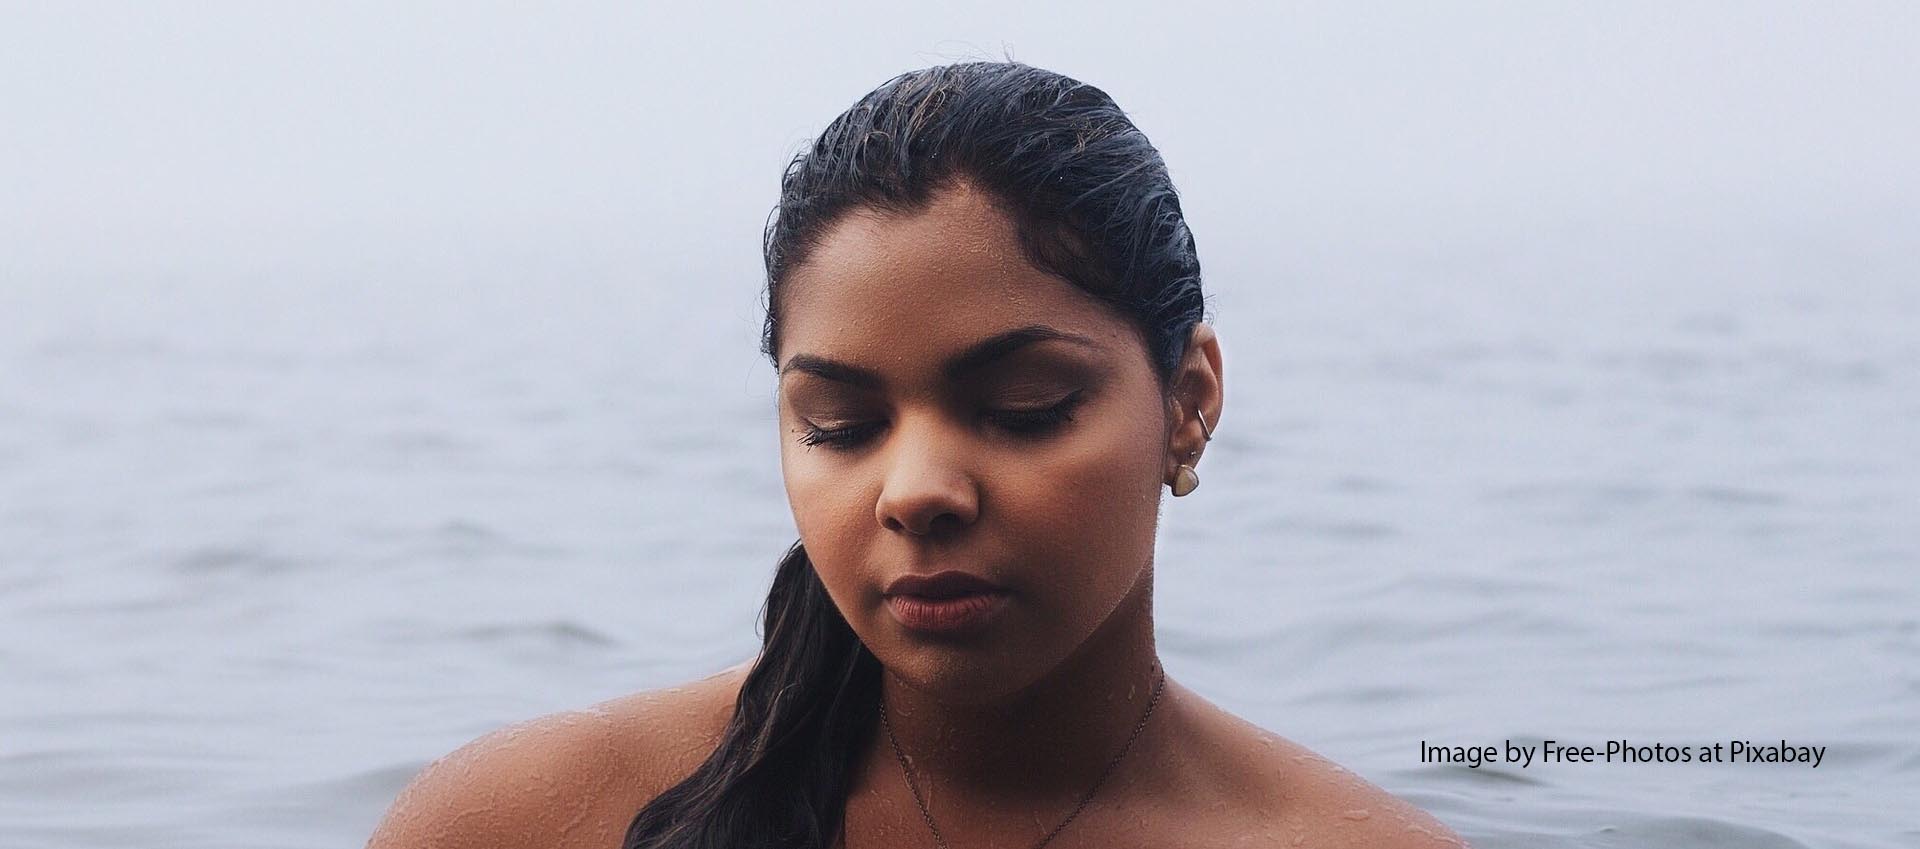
1171, 449, 1200, 497
1171, 408, 1212, 497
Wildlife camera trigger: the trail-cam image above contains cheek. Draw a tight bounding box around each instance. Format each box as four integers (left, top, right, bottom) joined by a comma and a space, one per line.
1002, 413, 1166, 593
778, 444, 872, 581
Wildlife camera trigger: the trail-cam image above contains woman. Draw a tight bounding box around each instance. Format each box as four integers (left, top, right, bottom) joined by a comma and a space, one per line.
369, 62, 1463, 849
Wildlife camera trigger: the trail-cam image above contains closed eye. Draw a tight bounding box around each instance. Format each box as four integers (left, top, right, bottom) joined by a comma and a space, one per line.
797, 389, 1087, 450
797, 419, 884, 449
986, 388, 1086, 434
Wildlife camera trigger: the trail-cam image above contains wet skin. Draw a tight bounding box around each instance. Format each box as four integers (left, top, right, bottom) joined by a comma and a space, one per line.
365, 181, 1467, 848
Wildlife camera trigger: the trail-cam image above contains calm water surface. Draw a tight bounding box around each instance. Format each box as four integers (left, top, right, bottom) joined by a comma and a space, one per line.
3, 249, 1914, 848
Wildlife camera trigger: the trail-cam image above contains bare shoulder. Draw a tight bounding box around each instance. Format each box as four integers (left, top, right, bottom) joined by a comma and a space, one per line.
365, 659, 752, 849
1172, 686, 1469, 848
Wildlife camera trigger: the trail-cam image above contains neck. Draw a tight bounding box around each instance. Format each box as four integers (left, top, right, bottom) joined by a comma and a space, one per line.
869, 571, 1166, 804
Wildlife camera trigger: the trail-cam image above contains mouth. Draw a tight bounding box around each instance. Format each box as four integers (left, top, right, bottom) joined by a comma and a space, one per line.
884, 570, 1007, 598
883, 570, 1012, 635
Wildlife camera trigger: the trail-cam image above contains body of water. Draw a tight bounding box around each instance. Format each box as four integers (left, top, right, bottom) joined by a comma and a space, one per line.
4, 252, 1914, 846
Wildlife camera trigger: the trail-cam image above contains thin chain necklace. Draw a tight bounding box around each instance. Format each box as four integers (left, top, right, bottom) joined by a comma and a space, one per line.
875, 662, 1167, 849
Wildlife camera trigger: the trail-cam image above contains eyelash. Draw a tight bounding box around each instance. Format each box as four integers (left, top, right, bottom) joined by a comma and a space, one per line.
799, 390, 1087, 450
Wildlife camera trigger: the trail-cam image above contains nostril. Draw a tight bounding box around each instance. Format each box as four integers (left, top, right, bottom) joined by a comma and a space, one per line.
924, 513, 965, 536
889, 510, 965, 537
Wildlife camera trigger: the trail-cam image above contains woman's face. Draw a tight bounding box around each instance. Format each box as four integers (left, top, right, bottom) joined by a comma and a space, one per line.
774, 181, 1175, 701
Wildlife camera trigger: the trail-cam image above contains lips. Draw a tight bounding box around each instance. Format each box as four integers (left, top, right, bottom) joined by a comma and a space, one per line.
883, 570, 1011, 635
884, 570, 1007, 599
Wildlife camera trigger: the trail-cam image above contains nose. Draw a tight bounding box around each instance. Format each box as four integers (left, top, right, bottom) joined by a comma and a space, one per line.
874, 415, 980, 537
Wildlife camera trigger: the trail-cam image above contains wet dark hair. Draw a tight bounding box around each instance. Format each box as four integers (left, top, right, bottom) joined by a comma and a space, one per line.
624, 60, 1203, 849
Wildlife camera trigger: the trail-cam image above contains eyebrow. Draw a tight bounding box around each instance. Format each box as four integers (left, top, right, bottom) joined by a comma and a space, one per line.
779, 324, 1104, 390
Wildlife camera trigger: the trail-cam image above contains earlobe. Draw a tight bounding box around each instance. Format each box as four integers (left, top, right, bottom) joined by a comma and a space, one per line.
1165, 404, 1212, 496
1170, 458, 1200, 497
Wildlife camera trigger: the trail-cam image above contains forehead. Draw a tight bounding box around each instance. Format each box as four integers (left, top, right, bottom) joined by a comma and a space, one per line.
778, 183, 1140, 370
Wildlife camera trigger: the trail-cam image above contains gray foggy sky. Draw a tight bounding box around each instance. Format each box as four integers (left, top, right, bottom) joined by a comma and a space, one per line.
3, 2, 1916, 288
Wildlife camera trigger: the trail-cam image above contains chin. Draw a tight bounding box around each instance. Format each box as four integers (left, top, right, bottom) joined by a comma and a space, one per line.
870, 637, 1046, 703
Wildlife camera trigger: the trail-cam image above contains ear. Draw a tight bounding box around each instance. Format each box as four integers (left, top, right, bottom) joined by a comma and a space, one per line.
1163, 323, 1224, 485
